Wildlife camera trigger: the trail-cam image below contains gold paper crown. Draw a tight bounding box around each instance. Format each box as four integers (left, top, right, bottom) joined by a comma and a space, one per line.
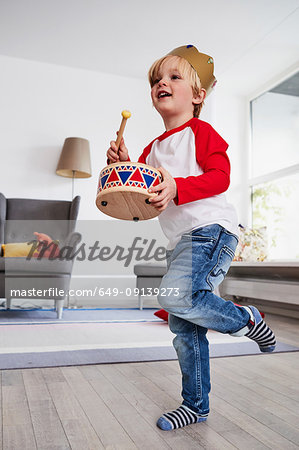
167, 45, 217, 95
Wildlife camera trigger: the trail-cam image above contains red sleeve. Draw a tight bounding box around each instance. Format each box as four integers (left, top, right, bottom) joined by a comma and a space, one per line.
174, 120, 230, 205
138, 141, 154, 164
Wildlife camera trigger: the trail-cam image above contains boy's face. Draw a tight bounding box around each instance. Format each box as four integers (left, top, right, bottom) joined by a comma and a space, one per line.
151, 58, 202, 122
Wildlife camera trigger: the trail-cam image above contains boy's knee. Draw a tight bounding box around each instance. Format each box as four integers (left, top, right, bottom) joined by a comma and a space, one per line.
168, 313, 194, 335
157, 291, 186, 313
157, 288, 208, 315
157, 289, 196, 314
157, 292, 173, 311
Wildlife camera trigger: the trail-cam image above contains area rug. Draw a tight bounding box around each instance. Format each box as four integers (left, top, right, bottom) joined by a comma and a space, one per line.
0, 341, 298, 370
0, 318, 298, 370
0, 307, 160, 324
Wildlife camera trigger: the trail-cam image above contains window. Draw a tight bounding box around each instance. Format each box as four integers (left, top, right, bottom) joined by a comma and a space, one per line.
250, 70, 299, 260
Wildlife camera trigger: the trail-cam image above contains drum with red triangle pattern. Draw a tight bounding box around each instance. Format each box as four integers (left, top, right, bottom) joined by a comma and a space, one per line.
96, 162, 162, 221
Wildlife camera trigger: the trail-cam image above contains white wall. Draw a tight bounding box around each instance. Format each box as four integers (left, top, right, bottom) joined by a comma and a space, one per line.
0, 54, 163, 220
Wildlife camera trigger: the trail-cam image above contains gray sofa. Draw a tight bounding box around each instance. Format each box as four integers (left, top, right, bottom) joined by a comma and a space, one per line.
0, 193, 80, 318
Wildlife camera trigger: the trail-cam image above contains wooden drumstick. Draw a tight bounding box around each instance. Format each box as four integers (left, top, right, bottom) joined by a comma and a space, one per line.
115, 110, 131, 151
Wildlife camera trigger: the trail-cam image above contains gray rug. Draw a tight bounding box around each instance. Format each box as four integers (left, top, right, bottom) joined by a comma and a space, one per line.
0, 308, 160, 324
0, 341, 298, 370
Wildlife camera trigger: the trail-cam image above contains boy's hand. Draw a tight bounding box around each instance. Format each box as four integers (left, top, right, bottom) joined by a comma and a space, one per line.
148, 167, 177, 212
106, 135, 129, 164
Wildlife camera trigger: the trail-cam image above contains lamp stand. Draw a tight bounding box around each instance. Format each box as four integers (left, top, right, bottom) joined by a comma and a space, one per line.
72, 170, 76, 199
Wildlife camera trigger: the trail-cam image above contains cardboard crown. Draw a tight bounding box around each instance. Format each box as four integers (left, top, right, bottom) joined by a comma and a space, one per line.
167, 45, 217, 95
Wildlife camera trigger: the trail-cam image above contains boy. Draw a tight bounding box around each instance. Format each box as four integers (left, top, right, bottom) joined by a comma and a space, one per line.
107, 45, 276, 431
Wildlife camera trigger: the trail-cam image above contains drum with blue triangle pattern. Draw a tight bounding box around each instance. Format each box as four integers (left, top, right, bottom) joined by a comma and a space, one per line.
96, 162, 162, 221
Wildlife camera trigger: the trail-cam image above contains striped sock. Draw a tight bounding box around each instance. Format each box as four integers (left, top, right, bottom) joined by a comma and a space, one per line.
244, 306, 276, 352
156, 405, 207, 431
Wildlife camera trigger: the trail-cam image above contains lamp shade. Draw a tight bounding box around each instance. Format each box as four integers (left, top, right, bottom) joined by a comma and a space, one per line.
56, 137, 92, 178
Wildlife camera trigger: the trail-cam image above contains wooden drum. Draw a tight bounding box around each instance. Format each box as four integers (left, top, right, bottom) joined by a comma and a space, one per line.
96, 161, 162, 221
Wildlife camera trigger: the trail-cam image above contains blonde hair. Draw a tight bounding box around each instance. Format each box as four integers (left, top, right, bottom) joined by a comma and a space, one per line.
148, 55, 204, 117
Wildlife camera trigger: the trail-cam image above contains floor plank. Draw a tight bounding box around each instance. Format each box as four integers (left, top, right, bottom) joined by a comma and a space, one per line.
0, 371, 2, 449
47, 380, 104, 449
22, 369, 70, 449
61, 366, 137, 449
2, 370, 37, 450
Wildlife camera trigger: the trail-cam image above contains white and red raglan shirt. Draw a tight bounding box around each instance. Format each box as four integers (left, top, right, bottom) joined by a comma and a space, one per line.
138, 118, 238, 249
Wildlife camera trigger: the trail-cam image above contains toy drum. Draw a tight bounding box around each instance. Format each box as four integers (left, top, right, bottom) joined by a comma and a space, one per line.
96, 162, 162, 221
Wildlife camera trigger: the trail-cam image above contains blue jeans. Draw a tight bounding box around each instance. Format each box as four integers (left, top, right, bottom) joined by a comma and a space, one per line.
157, 224, 250, 415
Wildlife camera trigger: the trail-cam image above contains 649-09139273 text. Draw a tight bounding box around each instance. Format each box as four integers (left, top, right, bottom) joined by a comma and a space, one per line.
95, 287, 180, 297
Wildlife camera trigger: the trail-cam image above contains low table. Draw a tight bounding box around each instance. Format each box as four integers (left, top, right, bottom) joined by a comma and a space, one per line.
133, 263, 167, 309
221, 261, 299, 305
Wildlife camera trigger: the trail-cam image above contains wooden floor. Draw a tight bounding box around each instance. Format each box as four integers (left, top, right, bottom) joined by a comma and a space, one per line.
1, 313, 299, 450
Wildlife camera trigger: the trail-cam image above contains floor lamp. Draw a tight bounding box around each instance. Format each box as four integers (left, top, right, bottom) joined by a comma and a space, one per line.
56, 137, 92, 198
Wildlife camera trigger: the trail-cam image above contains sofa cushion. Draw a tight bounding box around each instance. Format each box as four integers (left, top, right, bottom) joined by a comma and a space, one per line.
2, 257, 73, 275
2, 242, 38, 257
134, 263, 167, 277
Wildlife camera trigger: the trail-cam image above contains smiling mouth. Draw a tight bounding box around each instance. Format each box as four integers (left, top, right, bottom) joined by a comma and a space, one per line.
158, 92, 172, 99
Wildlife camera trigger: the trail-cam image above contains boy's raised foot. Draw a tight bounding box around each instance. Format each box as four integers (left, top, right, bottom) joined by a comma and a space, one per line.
244, 305, 276, 352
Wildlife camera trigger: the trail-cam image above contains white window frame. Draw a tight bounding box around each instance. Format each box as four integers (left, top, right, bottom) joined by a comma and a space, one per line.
247, 62, 299, 227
